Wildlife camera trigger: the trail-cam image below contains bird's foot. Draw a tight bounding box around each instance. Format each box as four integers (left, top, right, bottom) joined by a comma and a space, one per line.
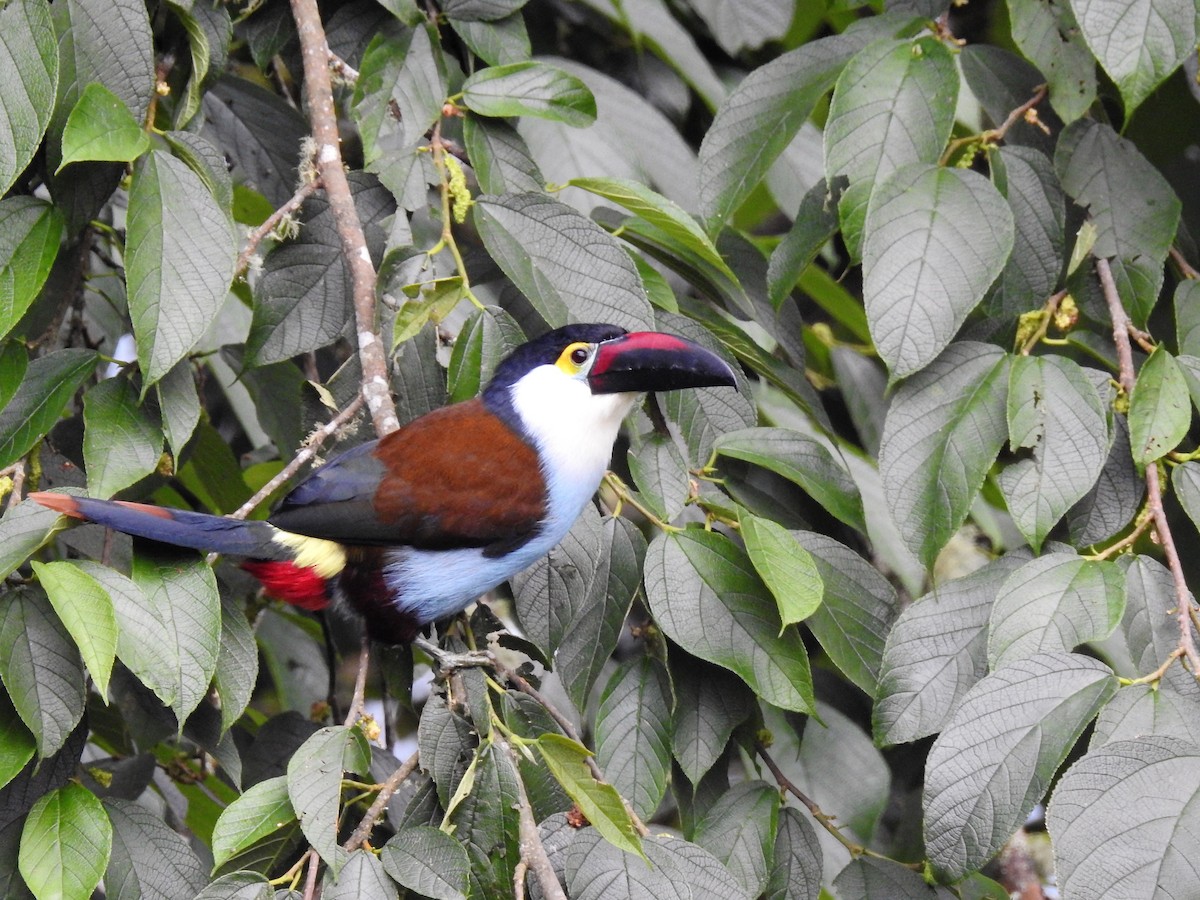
412, 635, 494, 680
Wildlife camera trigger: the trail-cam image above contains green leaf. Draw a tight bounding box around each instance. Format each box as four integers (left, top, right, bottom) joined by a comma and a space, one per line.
448, 12, 531, 67
670, 653, 754, 785
0, 197, 64, 340
0, 585, 86, 759
57, 82, 150, 170
713, 428, 865, 533
767, 178, 841, 309
473, 192, 653, 331
353, 28, 446, 169
322, 850, 396, 899
83, 376, 164, 498
210, 776, 295, 871
391, 278, 465, 350
103, 797, 207, 899
996, 354, 1110, 551
627, 432, 690, 520
1049, 736, 1200, 897
1070, 0, 1196, 116
741, 515, 823, 631
19, 783, 111, 900
0, 0, 58, 197
1176, 280, 1200, 356
693, 782, 780, 898
825, 35, 958, 257
795, 531, 897, 697
379, 826, 470, 900
570, 176, 733, 281
594, 656, 673, 821
441, 0, 529, 21
0, 495, 70, 581
764, 807, 822, 900
874, 552, 1031, 745
0, 694, 36, 792
462, 62, 596, 125
215, 591, 259, 734
564, 827, 749, 900
0, 348, 96, 470
156, 360, 201, 460
1128, 346, 1191, 469
1008, 0, 1096, 122
923, 652, 1117, 881
194, 871, 271, 899
832, 858, 941, 899
698, 30, 870, 231
30, 561, 117, 699
991, 145, 1066, 315
1172, 460, 1200, 539
863, 164, 1014, 378
127, 149, 235, 385
287, 726, 370, 879
446, 305, 526, 403
1055, 119, 1180, 325
128, 549, 221, 725
879, 342, 1010, 568
988, 553, 1126, 667
535, 733, 645, 860
446, 743, 521, 896
645, 530, 815, 714
461, 115, 543, 195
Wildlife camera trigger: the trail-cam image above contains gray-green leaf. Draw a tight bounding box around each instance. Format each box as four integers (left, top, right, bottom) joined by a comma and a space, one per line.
0, 0, 58, 196
0, 197, 64, 341
462, 61, 596, 126
380, 825, 470, 900
594, 656, 673, 821
1128, 345, 1191, 469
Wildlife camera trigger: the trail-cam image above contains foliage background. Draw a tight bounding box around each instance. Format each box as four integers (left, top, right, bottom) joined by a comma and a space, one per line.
1, 0, 1199, 897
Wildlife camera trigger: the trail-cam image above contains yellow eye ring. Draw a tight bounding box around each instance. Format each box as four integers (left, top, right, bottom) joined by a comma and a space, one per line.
556, 342, 592, 373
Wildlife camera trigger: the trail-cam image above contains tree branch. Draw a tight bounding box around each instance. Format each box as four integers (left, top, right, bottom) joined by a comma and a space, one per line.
235, 178, 318, 279
500, 738, 568, 900
342, 749, 421, 852
1096, 255, 1200, 678
288, 0, 399, 438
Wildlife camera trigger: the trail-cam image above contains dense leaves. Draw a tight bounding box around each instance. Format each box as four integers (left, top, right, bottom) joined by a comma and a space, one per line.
2, 1, 1199, 898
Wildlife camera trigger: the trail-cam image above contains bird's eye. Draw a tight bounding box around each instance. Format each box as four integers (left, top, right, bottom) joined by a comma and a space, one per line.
570, 347, 589, 365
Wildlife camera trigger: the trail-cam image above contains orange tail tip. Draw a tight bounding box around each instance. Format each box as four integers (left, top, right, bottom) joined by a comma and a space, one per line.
28, 491, 85, 519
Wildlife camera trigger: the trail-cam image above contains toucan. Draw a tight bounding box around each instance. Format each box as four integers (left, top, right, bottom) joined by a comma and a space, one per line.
31, 324, 736, 644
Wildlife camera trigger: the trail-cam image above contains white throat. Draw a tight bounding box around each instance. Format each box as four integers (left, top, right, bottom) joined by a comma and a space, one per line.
510, 365, 637, 523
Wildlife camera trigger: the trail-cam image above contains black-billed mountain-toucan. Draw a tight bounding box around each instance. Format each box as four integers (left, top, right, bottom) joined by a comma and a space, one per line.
31, 324, 736, 644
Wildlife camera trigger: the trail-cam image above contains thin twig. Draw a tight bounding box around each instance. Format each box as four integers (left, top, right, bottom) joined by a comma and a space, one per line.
229, 395, 365, 521
1171, 246, 1200, 280
234, 179, 318, 279
940, 84, 1048, 165
289, 0, 398, 438
302, 846, 321, 900
500, 739, 568, 900
757, 742, 922, 870
1096, 255, 1200, 678
2, 462, 26, 512
342, 750, 421, 851
328, 50, 359, 84
343, 631, 371, 727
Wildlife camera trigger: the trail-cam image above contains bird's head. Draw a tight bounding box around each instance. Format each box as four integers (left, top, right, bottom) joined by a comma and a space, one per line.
482, 323, 737, 471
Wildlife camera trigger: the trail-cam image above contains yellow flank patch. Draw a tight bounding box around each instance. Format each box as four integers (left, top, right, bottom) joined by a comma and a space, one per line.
271, 530, 346, 578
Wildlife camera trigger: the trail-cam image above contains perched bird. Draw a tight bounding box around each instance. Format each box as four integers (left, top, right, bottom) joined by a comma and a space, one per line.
31, 324, 735, 644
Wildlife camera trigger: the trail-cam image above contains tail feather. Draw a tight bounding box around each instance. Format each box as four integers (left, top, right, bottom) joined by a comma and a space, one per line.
28, 492, 288, 560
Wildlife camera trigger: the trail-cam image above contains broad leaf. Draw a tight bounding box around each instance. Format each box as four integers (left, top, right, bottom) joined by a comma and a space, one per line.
104, 798, 207, 899
670, 653, 754, 784
473, 192, 653, 331
996, 354, 1109, 551
82, 376, 164, 499
57, 82, 150, 169
879, 342, 1010, 567
1048, 736, 1200, 898
0, 697, 36, 792
1069, 0, 1197, 115
322, 851, 397, 900
448, 12, 531, 67
127, 149, 235, 385
862, 164, 1014, 378
287, 726, 370, 879
30, 561, 117, 699
446, 305, 526, 403
0, 198, 64, 340
923, 652, 1116, 880
0, 349, 96, 470
875, 552, 1030, 745
0, 586, 85, 759
0, 0, 58, 197
988, 553, 1125, 667
1128, 346, 1190, 469
594, 656, 673, 821
741, 515, 823, 631
462, 115, 543, 194
0, 497, 70, 582
693, 782, 779, 898
767, 178, 842, 309
714, 428, 864, 533
1008, 0, 1096, 121
462, 61, 595, 125
645, 530, 816, 714
380, 825, 470, 900
991, 145, 1066, 314
212, 776, 296, 871
19, 783, 111, 900
764, 807, 822, 900
536, 733, 644, 859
